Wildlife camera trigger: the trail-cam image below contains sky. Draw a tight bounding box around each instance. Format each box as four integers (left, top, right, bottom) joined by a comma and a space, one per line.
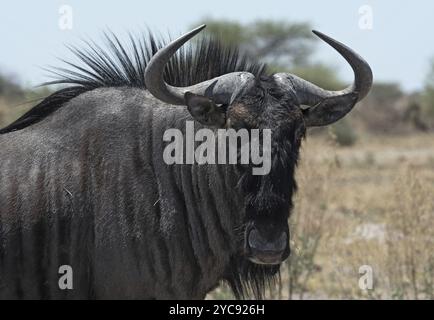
0, 0, 432, 93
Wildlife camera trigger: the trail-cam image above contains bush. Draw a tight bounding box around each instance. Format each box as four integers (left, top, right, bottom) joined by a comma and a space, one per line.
329, 119, 358, 147
421, 58, 434, 117
0, 71, 53, 127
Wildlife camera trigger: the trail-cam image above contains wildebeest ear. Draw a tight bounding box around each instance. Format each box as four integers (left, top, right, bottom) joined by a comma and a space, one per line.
184, 92, 226, 128
301, 93, 358, 127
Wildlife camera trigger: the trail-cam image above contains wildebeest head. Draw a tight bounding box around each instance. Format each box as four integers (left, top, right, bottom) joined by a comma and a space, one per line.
144, 25, 372, 266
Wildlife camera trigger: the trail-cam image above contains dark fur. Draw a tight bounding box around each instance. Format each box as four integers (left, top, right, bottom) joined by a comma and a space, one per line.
0, 31, 303, 299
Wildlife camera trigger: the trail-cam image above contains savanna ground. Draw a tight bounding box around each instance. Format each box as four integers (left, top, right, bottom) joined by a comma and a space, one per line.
209, 132, 434, 299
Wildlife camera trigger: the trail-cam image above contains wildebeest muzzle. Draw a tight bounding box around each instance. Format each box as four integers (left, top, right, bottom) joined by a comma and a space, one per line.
244, 218, 290, 265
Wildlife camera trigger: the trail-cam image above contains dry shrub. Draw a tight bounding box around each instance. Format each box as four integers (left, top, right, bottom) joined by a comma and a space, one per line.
273, 138, 434, 300
384, 168, 434, 299
303, 152, 433, 299
280, 146, 338, 299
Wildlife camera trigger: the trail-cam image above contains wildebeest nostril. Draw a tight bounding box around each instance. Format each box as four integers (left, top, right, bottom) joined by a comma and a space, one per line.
248, 229, 287, 252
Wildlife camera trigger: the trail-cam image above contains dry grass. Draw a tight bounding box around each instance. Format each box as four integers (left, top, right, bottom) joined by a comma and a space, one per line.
208, 132, 434, 300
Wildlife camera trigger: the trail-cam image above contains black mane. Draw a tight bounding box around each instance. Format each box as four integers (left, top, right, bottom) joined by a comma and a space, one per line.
0, 31, 266, 134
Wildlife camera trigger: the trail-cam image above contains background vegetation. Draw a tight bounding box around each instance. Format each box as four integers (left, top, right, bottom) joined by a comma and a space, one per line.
0, 73, 51, 128
1, 18, 433, 300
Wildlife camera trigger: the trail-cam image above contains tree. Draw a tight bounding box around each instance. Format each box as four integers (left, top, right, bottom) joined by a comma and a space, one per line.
0, 72, 25, 102
194, 19, 315, 69
290, 63, 343, 90
421, 58, 434, 118
368, 82, 403, 106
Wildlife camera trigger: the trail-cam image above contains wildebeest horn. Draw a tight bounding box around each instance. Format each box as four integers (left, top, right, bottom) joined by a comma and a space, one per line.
274, 30, 373, 127
144, 24, 255, 105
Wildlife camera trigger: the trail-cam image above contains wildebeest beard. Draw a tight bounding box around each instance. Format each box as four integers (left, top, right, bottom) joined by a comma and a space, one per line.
225, 117, 305, 299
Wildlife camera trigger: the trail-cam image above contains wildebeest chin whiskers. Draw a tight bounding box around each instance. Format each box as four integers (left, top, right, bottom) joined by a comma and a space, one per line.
226, 255, 281, 300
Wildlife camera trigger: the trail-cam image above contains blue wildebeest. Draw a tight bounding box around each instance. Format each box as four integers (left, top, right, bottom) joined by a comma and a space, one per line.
0, 25, 372, 299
